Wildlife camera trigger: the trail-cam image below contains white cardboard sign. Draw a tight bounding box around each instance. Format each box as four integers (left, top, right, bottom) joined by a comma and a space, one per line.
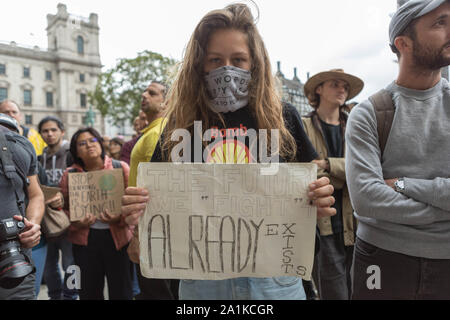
137, 163, 317, 281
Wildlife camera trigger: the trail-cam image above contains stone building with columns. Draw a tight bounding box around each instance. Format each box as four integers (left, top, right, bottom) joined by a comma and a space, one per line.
0, 3, 103, 138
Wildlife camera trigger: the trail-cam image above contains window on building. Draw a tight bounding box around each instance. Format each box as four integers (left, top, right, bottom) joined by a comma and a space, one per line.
0, 64, 5, 75
25, 115, 33, 125
77, 36, 84, 55
79, 73, 85, 83
46, 92, 54, 107
23, 67, 30, 78
24, 90, 32, 106
46, 70, 52, 81
0, 88, 7, 102
80, 93, 87, 108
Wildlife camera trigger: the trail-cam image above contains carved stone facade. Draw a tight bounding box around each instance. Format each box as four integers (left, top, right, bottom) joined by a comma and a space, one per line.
275, 61, 313, 116
0, 3, 103, 138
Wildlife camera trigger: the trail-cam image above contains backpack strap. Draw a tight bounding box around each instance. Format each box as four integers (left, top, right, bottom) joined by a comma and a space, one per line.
111, 159, 122, 169
369, 89, 395, 158
0, 130, 27, 216
21, 126, 29, 138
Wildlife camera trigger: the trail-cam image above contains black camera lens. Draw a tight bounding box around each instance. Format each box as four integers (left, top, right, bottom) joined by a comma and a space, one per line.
0, 240, 34, 289
0, 218, 35, 289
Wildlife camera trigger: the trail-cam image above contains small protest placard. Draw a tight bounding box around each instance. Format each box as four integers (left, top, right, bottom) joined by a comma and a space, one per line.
68, 169, 124, 221
137, 163, 317, 281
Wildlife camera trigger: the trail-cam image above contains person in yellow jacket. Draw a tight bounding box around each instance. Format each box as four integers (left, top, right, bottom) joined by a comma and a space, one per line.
126, 81, 176, 300
0, 100, 46, 156
302, 69, 364, 300
128, 81, 168, 188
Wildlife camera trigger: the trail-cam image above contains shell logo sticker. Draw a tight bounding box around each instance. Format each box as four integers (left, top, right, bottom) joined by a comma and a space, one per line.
206, 139, 253, 164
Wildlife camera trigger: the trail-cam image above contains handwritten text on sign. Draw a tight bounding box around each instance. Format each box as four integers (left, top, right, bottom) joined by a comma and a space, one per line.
138, 163, 317, 281
68, 169, 124, 221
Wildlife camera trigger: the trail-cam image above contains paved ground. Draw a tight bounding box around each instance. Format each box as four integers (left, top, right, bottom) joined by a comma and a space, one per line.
37, 282, 108, 300
37, 284, 48, 300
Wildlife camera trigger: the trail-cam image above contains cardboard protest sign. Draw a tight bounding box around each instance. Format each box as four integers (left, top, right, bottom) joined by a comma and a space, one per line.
137, 163, 317, 281
40, 185, 61, 201
68, 169, 124, 221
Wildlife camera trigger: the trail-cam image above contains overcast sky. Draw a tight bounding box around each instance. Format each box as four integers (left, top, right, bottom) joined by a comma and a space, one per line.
0, 0, 399, 102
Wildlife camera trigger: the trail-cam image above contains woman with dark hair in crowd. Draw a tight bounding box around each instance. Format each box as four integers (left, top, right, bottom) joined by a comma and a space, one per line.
109, 137, 125, 161
59, 127, 134, 300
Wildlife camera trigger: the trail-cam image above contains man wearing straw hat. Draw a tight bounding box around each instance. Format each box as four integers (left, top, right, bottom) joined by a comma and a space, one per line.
302, 69, 364, 300
346, 0, 450, 299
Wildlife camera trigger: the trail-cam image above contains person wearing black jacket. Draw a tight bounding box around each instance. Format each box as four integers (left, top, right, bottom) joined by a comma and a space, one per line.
121, 3, 336, 300
0, 114, 44, 300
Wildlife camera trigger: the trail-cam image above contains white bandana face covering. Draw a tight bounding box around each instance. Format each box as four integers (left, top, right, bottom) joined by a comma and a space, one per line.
205, 66, 252, 113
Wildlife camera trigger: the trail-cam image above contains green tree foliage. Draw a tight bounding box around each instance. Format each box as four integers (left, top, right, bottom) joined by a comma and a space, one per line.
90, 50, 177, 125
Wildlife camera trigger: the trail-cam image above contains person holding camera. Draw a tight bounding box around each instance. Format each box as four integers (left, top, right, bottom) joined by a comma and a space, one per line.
0, 113, 45, 300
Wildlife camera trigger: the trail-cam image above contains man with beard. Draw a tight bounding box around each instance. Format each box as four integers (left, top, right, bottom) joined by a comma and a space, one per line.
38, 116, 78, 300
128, 82, 167, 188
126, 81, 178, 300
346, 0, 450, 300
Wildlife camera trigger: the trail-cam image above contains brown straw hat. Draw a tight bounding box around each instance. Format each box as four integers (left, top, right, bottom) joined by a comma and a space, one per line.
304, 69, 364, 106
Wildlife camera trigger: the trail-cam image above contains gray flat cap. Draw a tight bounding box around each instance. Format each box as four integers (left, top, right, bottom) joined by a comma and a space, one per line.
389, 0, 447, 46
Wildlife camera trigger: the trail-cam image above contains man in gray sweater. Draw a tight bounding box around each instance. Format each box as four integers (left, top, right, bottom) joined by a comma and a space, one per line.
346, 0, 450, 299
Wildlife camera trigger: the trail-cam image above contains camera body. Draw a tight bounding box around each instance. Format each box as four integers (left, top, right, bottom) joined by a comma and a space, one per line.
0, 217, 34, 289
0, 218, 25, 242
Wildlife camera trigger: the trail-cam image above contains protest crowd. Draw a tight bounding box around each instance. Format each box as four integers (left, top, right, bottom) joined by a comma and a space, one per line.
0, 0, 449, 301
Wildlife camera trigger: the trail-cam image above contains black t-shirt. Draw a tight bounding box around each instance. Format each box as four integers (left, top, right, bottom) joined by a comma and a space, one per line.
319, 119, 343, 234
150, 104, 320, 255
151, 103, 318, 164
0, 127, 38, 219
319, 119, 343, 159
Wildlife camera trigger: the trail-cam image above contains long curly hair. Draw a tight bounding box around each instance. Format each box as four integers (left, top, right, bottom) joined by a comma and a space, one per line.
162, 3, 296, 161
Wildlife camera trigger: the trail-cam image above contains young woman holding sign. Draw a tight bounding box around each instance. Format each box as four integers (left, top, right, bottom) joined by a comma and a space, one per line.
59, 127, 134, 300
122, 3, 335, 300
